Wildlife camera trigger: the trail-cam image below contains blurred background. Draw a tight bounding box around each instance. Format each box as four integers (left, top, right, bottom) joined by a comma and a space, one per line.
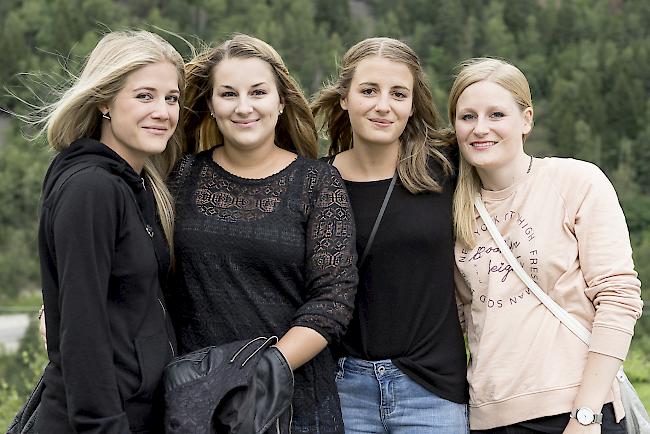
0, 0, 648, 423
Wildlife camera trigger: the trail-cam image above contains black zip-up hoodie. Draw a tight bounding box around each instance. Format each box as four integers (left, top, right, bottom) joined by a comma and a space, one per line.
36, 138, 176, 434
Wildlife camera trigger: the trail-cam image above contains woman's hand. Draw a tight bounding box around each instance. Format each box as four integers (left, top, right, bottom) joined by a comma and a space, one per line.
38, 305, 47, 350
274, 326, 327, 371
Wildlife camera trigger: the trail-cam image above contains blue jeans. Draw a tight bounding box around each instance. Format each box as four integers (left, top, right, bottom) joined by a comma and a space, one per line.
335, 356, 469, 434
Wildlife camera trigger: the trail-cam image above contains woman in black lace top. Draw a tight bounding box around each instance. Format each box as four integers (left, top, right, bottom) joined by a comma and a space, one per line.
164, 34, 358, 433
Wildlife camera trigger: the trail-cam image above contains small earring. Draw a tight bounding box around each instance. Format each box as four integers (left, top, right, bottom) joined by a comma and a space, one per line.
279, 109, 283, 115
102, 112, 111, 120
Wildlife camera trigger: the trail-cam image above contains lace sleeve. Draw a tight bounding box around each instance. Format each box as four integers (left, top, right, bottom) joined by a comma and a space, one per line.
291, 162, 358, 343
166, 154, 197, 200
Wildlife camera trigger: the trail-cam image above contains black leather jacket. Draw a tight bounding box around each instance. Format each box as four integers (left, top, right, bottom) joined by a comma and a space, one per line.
164, 337, 294, 434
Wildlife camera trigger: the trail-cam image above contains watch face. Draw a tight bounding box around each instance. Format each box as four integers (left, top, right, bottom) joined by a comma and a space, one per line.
576, 408, 594, 425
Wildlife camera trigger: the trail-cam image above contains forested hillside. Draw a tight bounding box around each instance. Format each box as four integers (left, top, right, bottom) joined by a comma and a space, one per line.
0, 0, 649, 420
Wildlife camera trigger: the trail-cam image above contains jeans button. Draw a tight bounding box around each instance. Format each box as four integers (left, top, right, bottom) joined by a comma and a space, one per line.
377, 366, 385, 375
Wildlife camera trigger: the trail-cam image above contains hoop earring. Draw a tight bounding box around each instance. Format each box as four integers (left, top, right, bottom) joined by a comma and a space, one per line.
102, 112, 111, 120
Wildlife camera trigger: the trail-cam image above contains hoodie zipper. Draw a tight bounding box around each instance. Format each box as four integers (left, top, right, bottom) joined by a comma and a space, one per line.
157, 298, 175, 358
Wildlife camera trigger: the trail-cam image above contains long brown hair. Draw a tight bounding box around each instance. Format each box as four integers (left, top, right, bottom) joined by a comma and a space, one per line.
311, 37, 454, 193
180, 34, 317, 162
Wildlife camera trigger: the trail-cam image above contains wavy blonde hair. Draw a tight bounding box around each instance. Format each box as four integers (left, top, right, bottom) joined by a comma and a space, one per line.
39, 30, 185, 248
180, 33, 317, 159
311, 37, 454, 193
449, 57, 534, 248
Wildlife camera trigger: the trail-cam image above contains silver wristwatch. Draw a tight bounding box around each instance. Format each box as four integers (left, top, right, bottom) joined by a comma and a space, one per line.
570, 407, 603, 426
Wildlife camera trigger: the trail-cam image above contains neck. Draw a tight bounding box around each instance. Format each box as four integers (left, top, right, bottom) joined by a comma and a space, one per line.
343, 140, 399, 181
477, 153, 532, 191
215, 142, 289, 178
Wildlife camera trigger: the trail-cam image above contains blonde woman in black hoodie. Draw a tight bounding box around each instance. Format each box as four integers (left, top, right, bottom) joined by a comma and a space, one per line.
32, 30, 183, 434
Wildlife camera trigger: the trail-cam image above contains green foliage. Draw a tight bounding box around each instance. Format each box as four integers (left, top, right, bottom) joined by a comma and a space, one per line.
0, 319, 48, 428
1, 0, 650, 419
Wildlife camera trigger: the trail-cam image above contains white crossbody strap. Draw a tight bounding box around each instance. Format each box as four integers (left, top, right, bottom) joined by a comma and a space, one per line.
474, 196, 592, 346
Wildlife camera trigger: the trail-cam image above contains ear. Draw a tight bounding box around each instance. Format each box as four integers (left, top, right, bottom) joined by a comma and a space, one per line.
278, 95, 285, 115
522, 107, 533, 135
98, 103, 109, 117
207, 100, 214, 116
340, 95, 348, 111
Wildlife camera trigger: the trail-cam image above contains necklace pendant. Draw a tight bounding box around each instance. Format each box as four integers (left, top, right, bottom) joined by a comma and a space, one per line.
145, 225, 154, 238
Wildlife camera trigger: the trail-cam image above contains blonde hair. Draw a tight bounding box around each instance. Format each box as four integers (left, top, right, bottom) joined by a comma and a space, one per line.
181, 33, 317, 158
40, 30, 185, 249
449, 57, 534, 248
311, 37, 454, 193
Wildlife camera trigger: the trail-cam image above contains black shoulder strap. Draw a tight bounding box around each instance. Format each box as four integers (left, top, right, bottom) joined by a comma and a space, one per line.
359, 172, 397, 267
323, 153, 397, 268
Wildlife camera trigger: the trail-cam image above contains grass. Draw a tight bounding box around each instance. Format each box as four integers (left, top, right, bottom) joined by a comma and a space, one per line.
0, 290, 41, 313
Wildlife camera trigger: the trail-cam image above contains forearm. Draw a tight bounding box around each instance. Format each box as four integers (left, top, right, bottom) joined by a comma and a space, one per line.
572, 351, 622, 411
275, 326, 328, 370
563, 352, 622, 433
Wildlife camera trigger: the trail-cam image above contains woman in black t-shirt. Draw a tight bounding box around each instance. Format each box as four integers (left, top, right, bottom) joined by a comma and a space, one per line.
311, 37, 469, 433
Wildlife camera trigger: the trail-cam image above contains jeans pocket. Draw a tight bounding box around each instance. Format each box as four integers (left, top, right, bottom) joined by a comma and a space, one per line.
335, 357, 346, 381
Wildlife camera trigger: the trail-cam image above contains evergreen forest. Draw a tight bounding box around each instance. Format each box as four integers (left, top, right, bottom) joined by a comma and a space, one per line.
0, 0, 649, 422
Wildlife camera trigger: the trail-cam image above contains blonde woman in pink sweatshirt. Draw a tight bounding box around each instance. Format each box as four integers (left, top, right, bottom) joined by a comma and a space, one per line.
450, 58, 642, 434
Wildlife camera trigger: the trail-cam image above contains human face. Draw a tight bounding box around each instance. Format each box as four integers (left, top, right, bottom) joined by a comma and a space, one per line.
341, 56, 414, 149
209, 57, 284, 151
100, 62, 180, 173
454, 80, 533, 174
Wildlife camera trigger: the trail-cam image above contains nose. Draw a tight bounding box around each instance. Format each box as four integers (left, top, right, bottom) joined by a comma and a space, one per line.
473, 115, 489, 135
374, 92, 391, 113
235, 96, 253, 115
151, 97, 170, 120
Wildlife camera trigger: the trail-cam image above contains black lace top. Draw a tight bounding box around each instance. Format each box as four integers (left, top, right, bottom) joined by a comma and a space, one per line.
166, 148, 358, 433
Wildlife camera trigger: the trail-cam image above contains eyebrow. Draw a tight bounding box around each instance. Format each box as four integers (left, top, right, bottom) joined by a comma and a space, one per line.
217, 82, 269, 89
358, 81, 411, 91
132, 86, 180, 94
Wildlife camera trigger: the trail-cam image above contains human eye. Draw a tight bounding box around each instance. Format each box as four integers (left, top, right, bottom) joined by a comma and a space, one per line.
251, 88, 268, 97
360, 87, 376, 96
392, 90, 408, 99
219, 90, 237, 98
459, 113, 475, 121
166, 94, 179, 104
136, 92, 154, 101
491, 111, 505, 119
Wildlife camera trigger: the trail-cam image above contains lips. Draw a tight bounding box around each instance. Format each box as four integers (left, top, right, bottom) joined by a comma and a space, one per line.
470, 141, 496, 150
232, 119, 258, 126
368, 117, 393, 126
142, 126, 169, 135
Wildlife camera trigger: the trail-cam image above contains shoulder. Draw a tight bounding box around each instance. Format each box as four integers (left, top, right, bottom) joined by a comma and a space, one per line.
297, 156, 345, 185
57, 166, 125, 201
543, 157, 612, 189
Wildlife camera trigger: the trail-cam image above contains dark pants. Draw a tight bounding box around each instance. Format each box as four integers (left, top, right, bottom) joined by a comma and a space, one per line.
471, 403, 626, 434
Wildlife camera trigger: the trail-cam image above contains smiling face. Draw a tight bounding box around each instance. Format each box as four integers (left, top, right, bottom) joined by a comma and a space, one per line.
208, 57, 284, 151
454, 80, 533, 174
100, 61, 180, 172
340, 56, 414, 150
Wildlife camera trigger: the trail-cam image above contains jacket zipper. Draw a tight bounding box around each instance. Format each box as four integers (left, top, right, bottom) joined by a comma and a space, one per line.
157, 297, 175, 357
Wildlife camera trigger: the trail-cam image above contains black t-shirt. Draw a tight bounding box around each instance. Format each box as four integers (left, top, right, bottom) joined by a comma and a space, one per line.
338, 162, 468, 404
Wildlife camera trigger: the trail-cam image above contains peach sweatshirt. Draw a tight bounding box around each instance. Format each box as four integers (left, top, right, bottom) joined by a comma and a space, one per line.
454, 157, 643, 430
